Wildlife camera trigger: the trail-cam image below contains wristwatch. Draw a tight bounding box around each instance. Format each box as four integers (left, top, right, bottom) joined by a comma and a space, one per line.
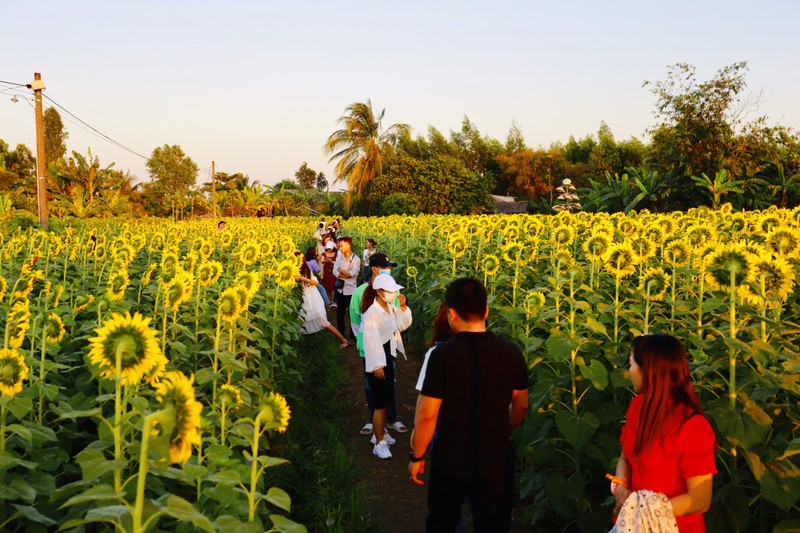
409, 451, 425, 463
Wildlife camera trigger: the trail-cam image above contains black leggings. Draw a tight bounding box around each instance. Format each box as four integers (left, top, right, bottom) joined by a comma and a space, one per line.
336, 293, 353, 339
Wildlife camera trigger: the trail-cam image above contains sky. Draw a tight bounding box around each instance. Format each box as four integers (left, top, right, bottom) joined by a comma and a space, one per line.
2, 1, 798, 189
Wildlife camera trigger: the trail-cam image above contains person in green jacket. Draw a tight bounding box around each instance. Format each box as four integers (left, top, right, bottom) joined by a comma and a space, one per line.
350, 253, 409, 437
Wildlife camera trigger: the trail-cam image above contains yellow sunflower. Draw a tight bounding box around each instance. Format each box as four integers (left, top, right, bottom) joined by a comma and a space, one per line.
235, 270, 262, 301
631, 237, 656, 265
219, 383, 242, 405
0, 275, 6, 302
765, 228, 798, 257
664, 239, 691, 267
638, 267, 670, 301
44, 312, 66, 343
552, 225, 575, 247
704, 242, 757, 293
7, 299, 31, 349
554, 248, 575, 271
237, 240, 261, 266
162, 269, 194, 312
148, 232, 166, 252
448, 233, 468, 259
582, 232, 611, 262
273, 258, 300, 291
219, 231, 234, 249
522, 291, 546, 319
106, 270, 130, 301
757, 213, 782, 235
142, 264, 158, 287
94, 243, 108, 262
0, 348, 29, 397
197, 261, 223, 288
279, 235, 297, 257
153, 371, 203, 465
686, 224, 716, 248
217, 287, 244, 323
88, 312, 163, 386
501, 241, 524, 264
744, 254, 795, 305
482, 254, 501, 277
603, 243, 637, 279
406, 265, 418, 279
73, 294, 95, 315
258, 391, 291, 433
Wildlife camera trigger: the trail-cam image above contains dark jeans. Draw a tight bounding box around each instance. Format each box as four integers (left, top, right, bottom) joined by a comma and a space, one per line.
336, 293, 353, 340
362, 357, 397, 422
426, 450, 514, 533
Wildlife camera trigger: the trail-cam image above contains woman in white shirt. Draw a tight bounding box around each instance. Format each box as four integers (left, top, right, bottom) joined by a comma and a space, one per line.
362, 274, 412, 459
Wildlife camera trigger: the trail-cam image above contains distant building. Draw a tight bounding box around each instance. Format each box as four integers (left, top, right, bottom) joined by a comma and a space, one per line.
492, 194, 528, 214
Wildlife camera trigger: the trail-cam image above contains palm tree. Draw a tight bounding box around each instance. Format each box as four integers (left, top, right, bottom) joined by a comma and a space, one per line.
324, 100, 409, 213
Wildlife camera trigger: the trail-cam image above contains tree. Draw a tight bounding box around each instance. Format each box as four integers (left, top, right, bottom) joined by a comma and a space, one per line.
690, 169, 744, 209
145, 145, 198, 220
495, 148, 566, 201
294, 162, 317, 189
316, 172, 328, 191
43, 107, 68, 166
505, 120, 526, 153
324, 99, 409, 213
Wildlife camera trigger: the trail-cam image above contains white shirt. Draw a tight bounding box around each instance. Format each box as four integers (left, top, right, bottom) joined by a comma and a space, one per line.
415, 346, 436, 391
333, 252, 361, 296
362, 299, 412, 373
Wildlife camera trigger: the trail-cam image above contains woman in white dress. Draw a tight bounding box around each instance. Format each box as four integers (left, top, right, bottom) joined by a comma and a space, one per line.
297, 254, 352, 348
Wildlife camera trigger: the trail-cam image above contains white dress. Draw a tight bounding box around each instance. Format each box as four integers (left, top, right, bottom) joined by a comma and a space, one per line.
300, 283, 330, 334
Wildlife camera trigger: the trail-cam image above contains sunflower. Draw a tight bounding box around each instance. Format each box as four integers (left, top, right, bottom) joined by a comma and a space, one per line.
643, 224, 666, 247
235, 270, 262, 301
197, 261, 223, 288
554, 248, 574, 271
744, 254, 795, 305
236, 240, 260, 266
94, 243, 108, 262
448, 233, 468, 259
219, 231, 234, 249
0, 348, 29, 397
51, 283, 65, 307
142, 264, 158, 287
73, 294, 95, 315
0, 275, 6, 302
523, 217, 543, 237
153, 371, 203, 465
552, 225, 575, 247
638, 267, 670, 301
106, 270, 130, 301
273, 258, 300, 291
148, 232, 165, 252
88, 312, 163, 386
758, 213, 782, 235
704, 242, 757, 293
218, 287, 244, 323
279, 235, 297, 257
664, 239, 691, 267
44, 312, 66, 343
482, 254, 501, 277
162, 269, 194, 312
12, 269, 44, 300
502, 226, 520, 244
259, 240, 275, 258
582, 232, 611, 262
199, 241, 214, 260
111, 244, 136, 266
765, 228, 798, 257
686, 224, 716, 248
603, 243, 637, 279
159, 251, 179, 283
615, 218, 638, 238
522, 291, 546, 319
406, 265, 418, 279
7, 299, 31, 349
501, 241, 524, 264
632, 237, 656, 264
219, 383, 242, 405
258, 391, 291, 433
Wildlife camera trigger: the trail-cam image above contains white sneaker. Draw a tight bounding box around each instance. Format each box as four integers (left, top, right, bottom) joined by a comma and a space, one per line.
370, 430, 395, 446
372, 439, 392, 459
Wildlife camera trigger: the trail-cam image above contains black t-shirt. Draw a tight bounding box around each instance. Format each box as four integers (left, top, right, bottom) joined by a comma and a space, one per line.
422, 331, 528, 470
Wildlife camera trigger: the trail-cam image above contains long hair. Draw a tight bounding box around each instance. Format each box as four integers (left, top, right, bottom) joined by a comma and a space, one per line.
361, 284, 377, 314
427, 302, 454, 347
295, 251, 311, 279
632, 334, 705, 456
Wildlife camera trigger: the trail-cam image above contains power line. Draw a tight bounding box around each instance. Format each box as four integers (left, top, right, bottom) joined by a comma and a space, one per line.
42, 93, 149, 160
0, 79, 27, 87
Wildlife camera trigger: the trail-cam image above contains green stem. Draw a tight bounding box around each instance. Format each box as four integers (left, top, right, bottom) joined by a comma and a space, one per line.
132, 412, 157, 533
248, 414, 262, 522
114, 344, 124, 493
0, 403, 6, 453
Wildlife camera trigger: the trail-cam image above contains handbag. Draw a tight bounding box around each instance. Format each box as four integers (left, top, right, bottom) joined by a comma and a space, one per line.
334, 278, 345, 290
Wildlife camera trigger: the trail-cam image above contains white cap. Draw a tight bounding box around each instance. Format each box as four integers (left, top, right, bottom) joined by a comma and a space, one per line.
372, 274, 404, 292
325, 241, 335, 250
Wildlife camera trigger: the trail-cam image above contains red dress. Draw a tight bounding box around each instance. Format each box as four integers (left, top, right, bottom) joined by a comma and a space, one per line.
620, 395, 717, 533
321, 250, 337, 294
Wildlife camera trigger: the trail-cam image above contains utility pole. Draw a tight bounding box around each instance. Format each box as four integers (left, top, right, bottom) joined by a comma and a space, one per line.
211, 160, 217, 219
32, 72, 48, 230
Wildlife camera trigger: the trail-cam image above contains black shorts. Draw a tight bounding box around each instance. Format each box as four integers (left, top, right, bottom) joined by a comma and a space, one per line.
367, 342, 395, 409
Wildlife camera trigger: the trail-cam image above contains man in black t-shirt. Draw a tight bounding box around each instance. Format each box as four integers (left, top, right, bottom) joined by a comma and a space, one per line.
409, 278, 529, 532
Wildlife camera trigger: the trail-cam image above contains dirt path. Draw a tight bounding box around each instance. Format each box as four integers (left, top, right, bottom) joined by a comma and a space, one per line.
339, 338, 430, 532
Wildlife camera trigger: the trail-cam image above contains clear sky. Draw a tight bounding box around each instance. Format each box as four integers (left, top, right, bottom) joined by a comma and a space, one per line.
2, 0, 798, 188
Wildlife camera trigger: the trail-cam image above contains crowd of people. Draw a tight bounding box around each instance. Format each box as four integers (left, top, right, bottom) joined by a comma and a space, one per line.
295, 220, 718, 532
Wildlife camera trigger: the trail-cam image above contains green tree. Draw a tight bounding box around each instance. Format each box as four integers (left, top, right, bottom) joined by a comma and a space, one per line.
324, 99, 409, 213
505, 120, 527, 153
690, 169, 744, 209
43, 106, 68, 166
145, 144, 198, 220
495, 147, 567, 201
294, 162, 317, 189
316, 172, 328, 191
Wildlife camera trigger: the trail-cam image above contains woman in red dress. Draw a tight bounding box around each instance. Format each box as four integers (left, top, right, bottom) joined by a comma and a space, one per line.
320, 237, 338, 306
613, 334, 717, 532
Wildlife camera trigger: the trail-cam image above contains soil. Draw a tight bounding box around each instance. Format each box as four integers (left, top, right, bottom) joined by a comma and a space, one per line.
339, 338, 431, 532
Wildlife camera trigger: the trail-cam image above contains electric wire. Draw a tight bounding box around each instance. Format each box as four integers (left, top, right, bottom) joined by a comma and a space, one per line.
42, 93, 149, 160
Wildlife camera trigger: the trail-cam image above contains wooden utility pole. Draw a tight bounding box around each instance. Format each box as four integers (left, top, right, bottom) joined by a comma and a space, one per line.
211, 160, 217, 219
32, 72, 48, 230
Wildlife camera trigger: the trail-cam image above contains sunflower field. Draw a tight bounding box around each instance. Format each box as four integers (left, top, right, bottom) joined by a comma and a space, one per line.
1, 206, 799, 532
342, 206, 800, 532
0, 219, 307, 531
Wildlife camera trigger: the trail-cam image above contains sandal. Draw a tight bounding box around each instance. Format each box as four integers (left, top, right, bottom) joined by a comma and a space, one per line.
360, 423, 373, 435
387, 420, 409, 433
339, 340, 350, 349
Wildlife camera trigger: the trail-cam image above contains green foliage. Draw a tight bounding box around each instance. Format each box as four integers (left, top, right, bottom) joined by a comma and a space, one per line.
294, 163, 317, 189
145, 145, 199, 219
43, 106, 68, 167
690, 169, 745, 209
